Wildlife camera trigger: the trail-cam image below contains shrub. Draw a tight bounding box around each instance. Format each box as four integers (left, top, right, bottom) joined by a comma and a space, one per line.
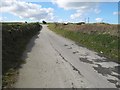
2, 23, 42, 75
42, 20, 47, 24
76, 22, 85, 25
2, 22, 42, 88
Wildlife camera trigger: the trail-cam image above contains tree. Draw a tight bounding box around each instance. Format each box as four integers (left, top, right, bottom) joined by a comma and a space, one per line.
42, 20, 47, 24
76, 22, 85, 25
25, 21, 27, 23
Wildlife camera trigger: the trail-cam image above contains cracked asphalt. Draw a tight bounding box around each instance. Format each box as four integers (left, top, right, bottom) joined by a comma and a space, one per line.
14, 25, 120, 88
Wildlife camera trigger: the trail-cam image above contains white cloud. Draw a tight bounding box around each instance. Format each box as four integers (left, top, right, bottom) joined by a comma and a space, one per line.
52, 1, 97, 10
57, 19, 63, 23
95, 18, 103, 22
94, 8, 101, 14
1, 0, 55, 21
0, 16, 7, 22
113, 11, 120, 15
70, 13, 81, 19
70, 10, 83, 19
53, 0, 100, 20
52, 0, 119, 3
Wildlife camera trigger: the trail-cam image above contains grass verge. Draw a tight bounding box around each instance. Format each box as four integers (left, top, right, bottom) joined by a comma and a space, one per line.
48, 24, 119, 63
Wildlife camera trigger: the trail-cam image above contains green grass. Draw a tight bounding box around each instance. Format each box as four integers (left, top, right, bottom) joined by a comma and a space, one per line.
48, 24, 119, 63
2, 22, 42, 88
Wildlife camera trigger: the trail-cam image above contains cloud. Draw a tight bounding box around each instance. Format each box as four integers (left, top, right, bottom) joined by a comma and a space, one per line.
1, 0, 54, 21
70, 10, 83, 19
21, 0, 120, 2
94, 8, 101, 14
113, 11, 120, 15
53, 0, 100, 20
95, 18, 103, 22
52, 0, 119, 3
0, 16, 7, 22
52, 0, 98, 10
70, 13, 82, 19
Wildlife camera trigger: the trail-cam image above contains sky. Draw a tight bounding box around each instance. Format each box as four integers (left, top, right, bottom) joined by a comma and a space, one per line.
0, 0, 120, 24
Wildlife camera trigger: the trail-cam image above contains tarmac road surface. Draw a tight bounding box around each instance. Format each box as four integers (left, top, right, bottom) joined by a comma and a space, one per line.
14, 25, 120, 88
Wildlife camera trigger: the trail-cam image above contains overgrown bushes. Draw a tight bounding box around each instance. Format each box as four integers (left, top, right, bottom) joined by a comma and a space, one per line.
2, 22, 42, 87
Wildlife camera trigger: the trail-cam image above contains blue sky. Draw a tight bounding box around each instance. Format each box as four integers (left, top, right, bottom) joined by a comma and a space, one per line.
0, 0, 119, 24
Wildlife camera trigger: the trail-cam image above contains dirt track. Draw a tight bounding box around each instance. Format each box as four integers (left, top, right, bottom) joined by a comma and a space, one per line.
14, 25, 120, 88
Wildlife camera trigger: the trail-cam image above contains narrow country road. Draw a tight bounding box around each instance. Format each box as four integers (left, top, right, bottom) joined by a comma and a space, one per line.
14, 25, 120, 88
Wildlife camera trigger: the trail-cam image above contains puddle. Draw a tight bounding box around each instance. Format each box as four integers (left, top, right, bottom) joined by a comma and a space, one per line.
93, 59, 108, 62
116, 84, 120, 88
107, 79, 118, 84
73, 51, 79, 54
112, 66, 120, 74
111, 74, 120, 80
107, 79, 120, 88
93, 64, 120, 87
64, 44, 68, 46
93, 64, 112, 76
79, 58, 93, 64
95, 62, 118, 68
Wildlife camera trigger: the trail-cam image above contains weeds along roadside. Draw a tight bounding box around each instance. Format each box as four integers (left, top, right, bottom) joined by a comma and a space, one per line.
2, 22, 42, 88
48, 23, 119, 63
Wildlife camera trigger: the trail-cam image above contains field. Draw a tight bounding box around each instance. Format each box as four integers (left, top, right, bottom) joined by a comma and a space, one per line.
2, 22, 42, 88
48, 23, 119, 63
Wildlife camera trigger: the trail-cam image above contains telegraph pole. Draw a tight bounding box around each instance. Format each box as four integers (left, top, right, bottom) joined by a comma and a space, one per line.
88, 17, 89, 24
84, 18, 86, 23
